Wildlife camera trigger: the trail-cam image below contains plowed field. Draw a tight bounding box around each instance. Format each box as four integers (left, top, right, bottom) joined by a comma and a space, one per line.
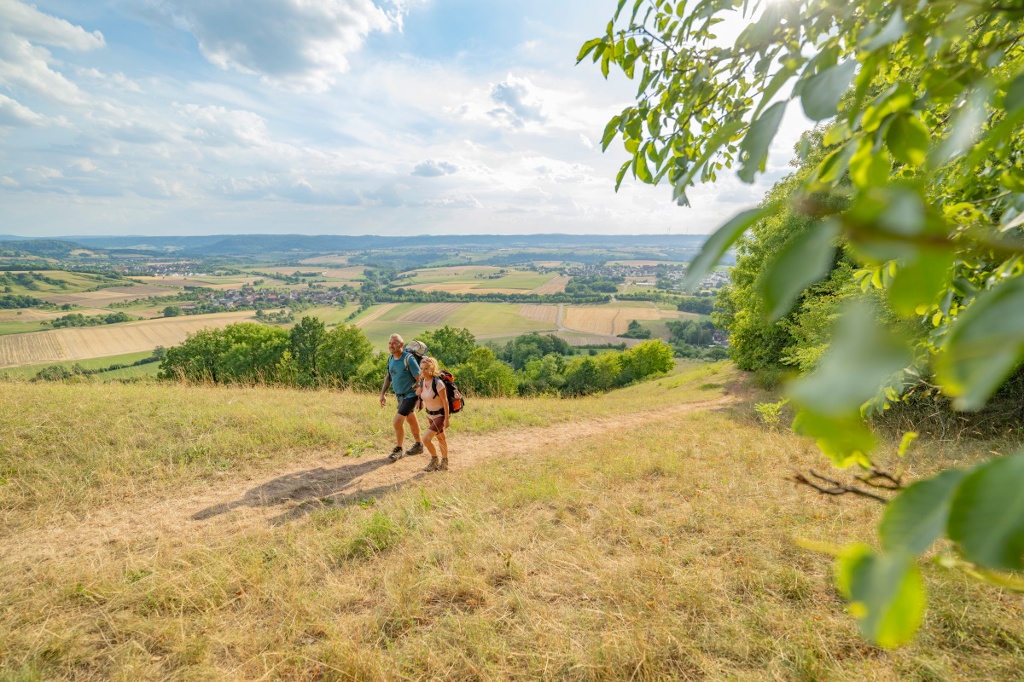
0, 311, 255, 368
396, 303, 464, 324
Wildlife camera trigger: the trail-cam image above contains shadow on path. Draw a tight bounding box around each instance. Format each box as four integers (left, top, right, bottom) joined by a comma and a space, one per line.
192, 456, 418, 526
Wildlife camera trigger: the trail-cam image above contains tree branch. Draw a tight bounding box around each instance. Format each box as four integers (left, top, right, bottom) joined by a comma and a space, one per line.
791, 470, 892, 504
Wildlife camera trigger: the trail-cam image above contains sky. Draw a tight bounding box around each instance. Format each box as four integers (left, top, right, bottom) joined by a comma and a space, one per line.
0, 0, 811, 237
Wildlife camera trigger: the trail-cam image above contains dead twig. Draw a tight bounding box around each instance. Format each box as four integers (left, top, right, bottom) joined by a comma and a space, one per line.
791, 470, 891, 504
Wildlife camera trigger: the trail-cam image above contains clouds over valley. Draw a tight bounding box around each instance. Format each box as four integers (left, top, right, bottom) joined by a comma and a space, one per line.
0, 0, 808, 236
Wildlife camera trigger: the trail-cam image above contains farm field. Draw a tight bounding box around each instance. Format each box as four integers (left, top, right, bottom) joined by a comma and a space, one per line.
0, 270, 125, 296
403, 267, 554, 294
0, 311, 256, 368
134, 275, 265, 290
293, 304, 356, 326
351, 302, 558, 347
242, 266, 366, 282
37, 285, 173, 308
562, 305, 664, 336
0, 350, 160, 380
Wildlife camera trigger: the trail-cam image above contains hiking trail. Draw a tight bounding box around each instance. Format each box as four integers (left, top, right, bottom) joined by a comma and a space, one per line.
7, 396, 737, 564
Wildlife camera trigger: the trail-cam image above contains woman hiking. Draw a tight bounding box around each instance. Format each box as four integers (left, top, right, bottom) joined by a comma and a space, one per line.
416, 356, 450, 472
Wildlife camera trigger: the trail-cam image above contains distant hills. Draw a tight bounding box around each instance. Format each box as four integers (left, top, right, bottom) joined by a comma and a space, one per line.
1, 233, 710, 260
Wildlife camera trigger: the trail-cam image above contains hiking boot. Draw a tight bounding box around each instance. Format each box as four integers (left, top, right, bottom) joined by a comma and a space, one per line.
387, 446, 404, 462
405, 442, 424, 456
439, 458, 449, 471
423, 456, 439, 472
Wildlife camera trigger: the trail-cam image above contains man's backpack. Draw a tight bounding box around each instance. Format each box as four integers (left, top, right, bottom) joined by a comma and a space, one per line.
432, 370, 465, 414
403, 340, 427, 370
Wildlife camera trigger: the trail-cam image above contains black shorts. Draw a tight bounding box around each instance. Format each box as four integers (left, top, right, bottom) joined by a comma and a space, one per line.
396, 395, 418, 416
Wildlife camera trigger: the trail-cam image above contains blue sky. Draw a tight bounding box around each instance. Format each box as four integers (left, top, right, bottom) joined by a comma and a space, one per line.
0, 0, 808, 237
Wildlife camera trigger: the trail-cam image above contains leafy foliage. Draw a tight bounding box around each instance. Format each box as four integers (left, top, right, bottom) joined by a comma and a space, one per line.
585, 0, 1024, 645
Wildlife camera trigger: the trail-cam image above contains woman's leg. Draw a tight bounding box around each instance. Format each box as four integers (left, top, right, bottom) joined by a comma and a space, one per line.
422, 428, 440, 471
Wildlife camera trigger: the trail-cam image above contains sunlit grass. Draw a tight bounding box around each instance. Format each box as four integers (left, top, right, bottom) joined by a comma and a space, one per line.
1, 363, 1021, 679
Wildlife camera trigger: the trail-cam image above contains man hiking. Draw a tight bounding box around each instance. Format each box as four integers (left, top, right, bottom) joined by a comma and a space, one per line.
379, 333, 424, 462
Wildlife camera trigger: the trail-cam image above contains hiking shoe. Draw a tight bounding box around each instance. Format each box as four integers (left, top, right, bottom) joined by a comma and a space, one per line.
424, 456, 439, 472
387, 446, 404, 462
439, 458, 449, 471
405, 442, 424, 456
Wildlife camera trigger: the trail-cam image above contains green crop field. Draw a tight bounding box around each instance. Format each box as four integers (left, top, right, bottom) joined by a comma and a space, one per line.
0, 350, 159, 381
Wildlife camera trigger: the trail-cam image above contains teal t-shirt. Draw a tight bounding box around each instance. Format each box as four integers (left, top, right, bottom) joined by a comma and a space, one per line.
388, 352, 420, 398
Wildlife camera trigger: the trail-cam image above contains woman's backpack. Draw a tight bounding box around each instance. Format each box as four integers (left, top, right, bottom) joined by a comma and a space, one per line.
432, 370, 465, 414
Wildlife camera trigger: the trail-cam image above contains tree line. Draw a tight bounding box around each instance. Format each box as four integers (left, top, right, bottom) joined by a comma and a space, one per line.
157, 319, 675, 398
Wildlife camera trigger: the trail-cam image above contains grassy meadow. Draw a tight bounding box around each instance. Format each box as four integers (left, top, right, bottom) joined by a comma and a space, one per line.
1, 363, 1022, 680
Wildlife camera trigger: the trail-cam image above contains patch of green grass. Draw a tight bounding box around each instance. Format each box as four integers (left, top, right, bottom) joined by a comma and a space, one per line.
0, 321, 49, 336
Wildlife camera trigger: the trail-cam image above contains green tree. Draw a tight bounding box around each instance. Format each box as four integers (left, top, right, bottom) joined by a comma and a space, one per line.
289, 316, 327, 385
584, 0, 1024, 646
320, 324, 373, 386
163, 306, 182, 317
419, 325, 477, 368
453, 347, 517, 397
619, 340, 675, 383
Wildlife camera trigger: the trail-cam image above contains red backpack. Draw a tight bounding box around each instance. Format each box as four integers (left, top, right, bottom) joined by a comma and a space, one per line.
432, 369, 464, 414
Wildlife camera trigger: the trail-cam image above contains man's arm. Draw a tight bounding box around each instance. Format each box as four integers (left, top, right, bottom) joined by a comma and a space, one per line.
379, 372, 391, 407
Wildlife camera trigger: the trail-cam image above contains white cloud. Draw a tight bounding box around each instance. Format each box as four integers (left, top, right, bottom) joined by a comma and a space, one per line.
411, 159, 458, 177
177, 103, 271, 147
489, 74, 547, 128
0, 33, 87, 103
151, 0, 405, 92
0, 92, 44, 126
0, 0, 105, 50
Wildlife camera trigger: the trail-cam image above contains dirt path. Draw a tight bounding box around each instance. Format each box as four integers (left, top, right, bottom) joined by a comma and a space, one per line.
7, 396, 737, 564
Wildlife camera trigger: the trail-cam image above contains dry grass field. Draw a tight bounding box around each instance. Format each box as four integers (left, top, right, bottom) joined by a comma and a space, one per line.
0, 311, 255, 368
562, 305, 664, 336
1, 365, 1021, 680
396, 302, 465, 324
353, 303, 399, 329
530, 275, 570, 294
518, 304, 559, 324
38, 285, 173, 308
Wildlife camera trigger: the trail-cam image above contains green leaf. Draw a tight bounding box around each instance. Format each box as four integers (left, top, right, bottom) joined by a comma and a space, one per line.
681, 207, 770, 290
836, 545, 926, 648
800, 59, 858, 121
1003, 72, 1024, 113
863, 83, 915, 133
849, 138, 892, 189
861, 7, 906, 53
576, 38, 605, 63
948, 451, 1024, 571
787, 300, 912, 418
936, 276, 1024, 411
600, 115, 621, 152
635, 150, 653, 183
887, 250, 955, 316
792, 409, 876, 468
880, 469, 968, 556
886, 113, 929, 167
760, 220, 839, 320
752, 64, 799, 119
814, 141, 855, 184
738, 101, 787, 184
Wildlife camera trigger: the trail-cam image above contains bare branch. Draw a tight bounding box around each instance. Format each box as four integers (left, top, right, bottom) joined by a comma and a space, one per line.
791, 470, 892, 504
